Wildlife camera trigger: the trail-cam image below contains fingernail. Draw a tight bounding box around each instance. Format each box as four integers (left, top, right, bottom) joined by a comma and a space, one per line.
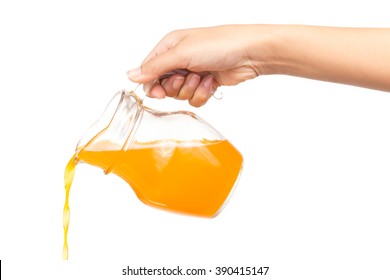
127, 67, 142, 81
172, 76, 185, 90
188, 74, 201, 88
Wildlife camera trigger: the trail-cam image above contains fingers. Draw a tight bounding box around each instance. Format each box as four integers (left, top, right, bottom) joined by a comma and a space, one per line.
157, 73, 200, 100
145, 74, 216, 107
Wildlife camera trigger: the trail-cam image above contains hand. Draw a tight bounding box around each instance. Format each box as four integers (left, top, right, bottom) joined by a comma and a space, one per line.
128, 25, 390, 107
127, 25, 266, 107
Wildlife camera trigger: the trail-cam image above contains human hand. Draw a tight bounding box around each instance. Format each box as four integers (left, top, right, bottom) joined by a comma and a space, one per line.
128, 25, 390, 106
127, 25, 266, 107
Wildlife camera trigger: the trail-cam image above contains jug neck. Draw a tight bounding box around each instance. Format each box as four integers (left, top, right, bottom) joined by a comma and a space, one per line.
75, 90, 144, 173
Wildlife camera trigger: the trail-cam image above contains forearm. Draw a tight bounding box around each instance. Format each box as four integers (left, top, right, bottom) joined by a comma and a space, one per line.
259, 25, 390, 92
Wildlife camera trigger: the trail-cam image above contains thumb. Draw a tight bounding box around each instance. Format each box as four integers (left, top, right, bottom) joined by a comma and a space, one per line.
127, 50, 184, 83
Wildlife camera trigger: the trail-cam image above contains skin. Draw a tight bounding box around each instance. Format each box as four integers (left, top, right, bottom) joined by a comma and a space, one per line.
127, 24, 390, 107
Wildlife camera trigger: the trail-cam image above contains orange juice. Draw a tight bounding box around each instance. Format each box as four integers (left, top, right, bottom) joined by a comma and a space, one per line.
63, 139, 242, 259
78, 139, 243, 217
63, 154, 77, 260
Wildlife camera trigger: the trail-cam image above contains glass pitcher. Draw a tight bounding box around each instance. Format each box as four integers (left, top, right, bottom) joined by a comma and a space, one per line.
74, 88, 243, 218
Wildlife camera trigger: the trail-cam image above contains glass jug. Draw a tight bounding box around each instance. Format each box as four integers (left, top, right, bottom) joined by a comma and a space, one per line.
74, 88, 243, 218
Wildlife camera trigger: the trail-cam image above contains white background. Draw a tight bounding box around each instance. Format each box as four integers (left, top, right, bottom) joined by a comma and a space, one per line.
1, 0, 390, 279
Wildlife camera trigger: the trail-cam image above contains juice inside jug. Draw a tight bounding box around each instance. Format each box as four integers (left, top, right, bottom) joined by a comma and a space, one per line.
77, 139, 242, 217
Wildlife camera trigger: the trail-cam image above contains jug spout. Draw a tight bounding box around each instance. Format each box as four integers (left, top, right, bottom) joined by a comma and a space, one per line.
75, 90, 143, 171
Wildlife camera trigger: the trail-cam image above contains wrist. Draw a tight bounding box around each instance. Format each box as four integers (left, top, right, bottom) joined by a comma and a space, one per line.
249, 24, 304, 76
